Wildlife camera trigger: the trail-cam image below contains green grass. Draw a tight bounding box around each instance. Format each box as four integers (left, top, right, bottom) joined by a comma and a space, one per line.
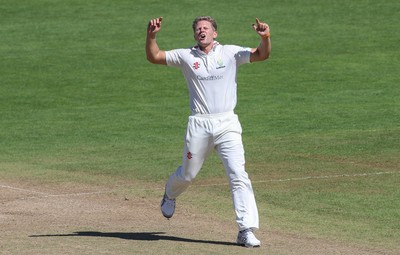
1, 0, 399, 251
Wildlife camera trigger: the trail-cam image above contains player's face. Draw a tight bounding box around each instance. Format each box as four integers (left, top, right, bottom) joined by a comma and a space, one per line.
194, 20, 217, 47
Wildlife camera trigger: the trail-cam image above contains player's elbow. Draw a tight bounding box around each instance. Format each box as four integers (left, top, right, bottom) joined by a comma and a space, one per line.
251, 50, 270, 62
146, 55, 161, 65
259, 47, 271, 61
146, 54, 157, 64
146, 51, 166, 65
262, 52, 270, 61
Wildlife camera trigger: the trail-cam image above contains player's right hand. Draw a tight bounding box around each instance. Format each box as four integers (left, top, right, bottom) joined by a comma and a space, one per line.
147, 17, 163, 36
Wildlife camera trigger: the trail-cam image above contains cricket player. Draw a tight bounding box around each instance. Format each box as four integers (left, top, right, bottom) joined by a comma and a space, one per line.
146, 16, 271, 247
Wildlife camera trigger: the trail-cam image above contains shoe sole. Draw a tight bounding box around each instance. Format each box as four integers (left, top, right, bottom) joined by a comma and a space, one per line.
238, 243, 261, 248
237, 239, 261, 248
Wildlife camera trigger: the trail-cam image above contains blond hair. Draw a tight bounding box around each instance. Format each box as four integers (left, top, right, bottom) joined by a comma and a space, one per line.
192, 16, 218, 32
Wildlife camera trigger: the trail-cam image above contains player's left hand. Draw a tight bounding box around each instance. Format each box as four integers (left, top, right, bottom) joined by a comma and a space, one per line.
252, 18, 270, 38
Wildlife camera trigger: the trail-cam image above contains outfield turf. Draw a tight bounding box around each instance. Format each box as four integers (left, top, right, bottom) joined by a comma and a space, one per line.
1, 0, 399, 252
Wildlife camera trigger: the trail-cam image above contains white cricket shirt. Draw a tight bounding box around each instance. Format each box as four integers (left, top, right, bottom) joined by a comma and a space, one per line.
166, 42, 251, 115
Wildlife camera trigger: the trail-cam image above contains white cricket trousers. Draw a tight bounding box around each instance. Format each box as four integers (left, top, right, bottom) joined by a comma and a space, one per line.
165, 111, 259, 231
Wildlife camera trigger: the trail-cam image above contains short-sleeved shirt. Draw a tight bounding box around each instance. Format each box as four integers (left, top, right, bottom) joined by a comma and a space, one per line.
166, 42, 251, 115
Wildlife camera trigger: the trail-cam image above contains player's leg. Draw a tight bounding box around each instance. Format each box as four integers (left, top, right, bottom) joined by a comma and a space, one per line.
216, 132, 259, 230
162, 118, 211, 219
214, 114, 260, 246
165, 116, 213, 198
162, 116, 213, 218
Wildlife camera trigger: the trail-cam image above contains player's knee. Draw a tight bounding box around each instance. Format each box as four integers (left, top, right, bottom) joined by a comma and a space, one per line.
182, 172, 196, 182
176, 166, 196, 182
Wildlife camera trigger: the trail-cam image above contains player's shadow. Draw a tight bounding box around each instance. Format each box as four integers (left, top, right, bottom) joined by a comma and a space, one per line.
30, 231, 237, 246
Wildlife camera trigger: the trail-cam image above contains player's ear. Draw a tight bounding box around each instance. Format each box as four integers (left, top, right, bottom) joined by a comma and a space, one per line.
213, 31, 218, 39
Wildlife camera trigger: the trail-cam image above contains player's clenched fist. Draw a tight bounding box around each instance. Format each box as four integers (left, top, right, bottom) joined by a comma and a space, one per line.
147, 17, 163, 36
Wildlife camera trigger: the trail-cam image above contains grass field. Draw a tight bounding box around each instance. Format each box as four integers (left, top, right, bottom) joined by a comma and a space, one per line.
1, 0, 399, 254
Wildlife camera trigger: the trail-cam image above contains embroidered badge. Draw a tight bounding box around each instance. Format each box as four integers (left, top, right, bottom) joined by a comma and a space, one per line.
193, 62, 200, 70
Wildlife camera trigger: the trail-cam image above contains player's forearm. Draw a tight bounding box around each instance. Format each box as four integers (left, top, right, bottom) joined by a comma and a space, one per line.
146, 35, 167, 65
250, 36, 271, 62
146, 35, 160, 63
257, 36, 271, 60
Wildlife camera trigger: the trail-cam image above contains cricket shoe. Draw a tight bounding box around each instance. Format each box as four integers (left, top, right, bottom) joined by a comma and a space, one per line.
236, 229, 261, 248
160, 193, 175, 219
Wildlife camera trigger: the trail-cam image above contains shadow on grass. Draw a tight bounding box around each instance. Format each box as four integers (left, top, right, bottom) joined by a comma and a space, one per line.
30, 231, 237, 246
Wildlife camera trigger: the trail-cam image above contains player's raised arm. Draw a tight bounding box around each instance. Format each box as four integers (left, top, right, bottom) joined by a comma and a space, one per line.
146, 17, 167, 65
250, 18, 271, 63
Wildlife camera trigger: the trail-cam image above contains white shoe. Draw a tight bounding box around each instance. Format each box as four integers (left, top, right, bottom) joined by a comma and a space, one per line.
160, 193, 175, 219
236, 229, 261, 248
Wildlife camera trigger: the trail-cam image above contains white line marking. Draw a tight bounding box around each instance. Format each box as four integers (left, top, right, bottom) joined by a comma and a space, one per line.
1, 171, 398, 197
255, 171, 398, 183
42, 191, 110, 197
193, 171, 398, 187
0, 185, 49, 195
0, 185, 109, 198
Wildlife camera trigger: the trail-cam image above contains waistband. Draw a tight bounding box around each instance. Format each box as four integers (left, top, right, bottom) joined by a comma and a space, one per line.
191, 111, 235, 118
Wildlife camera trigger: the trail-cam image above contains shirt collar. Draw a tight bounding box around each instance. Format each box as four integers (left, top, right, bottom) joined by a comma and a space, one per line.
192, 41, 220, 54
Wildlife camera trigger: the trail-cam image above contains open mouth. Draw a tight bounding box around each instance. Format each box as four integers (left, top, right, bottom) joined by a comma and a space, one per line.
199, 34, 206, 39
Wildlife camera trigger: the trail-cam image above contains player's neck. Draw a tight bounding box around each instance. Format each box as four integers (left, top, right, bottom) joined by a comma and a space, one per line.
198, 41, 218, 54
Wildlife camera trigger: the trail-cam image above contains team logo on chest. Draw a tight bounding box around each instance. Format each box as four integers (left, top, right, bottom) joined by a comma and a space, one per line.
216, 57, 226, 69
193, 61, 200, 70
